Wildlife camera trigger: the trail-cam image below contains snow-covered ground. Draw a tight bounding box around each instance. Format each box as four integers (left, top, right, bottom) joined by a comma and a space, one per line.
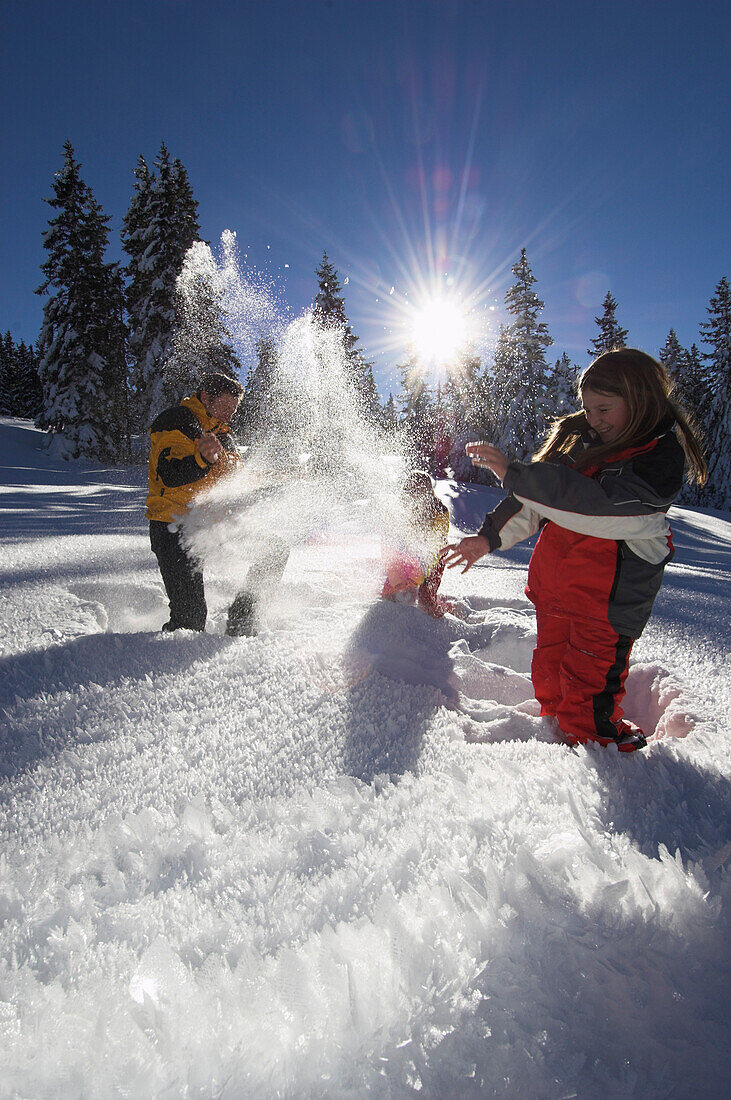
1, 415, 729, 1098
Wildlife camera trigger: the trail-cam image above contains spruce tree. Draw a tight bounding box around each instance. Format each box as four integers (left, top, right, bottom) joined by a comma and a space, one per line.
671, 343, 710, 506
355, 358, 381, 422
25, 341, 44, 418
659, 328, 686, 380
443, 345, 487, 435
312, 252, 379, 420
313, 253, 351, 331
441, 345, 493, 481
682, 343, 711, 423
380, 392, 398, 435
121, 154, 154, 431
659, 325, 685, 409
7, 339, 43, 418
660, 329, 709, 426
499, 250, 553, 458
395, 350, 434, 467
36, 142, 127, 459
699, 276, 731, 509
122, 144, 201, 429
490, 326, 513, 447
4, 336, 22, 417
546, 352, 578, 418
588, 291, 628, 358
5, 339, 27, 416
0, 332, 14, 415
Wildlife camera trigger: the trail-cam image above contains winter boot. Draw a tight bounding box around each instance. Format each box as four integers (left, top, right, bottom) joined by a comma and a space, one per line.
226, 591, 257, 637
615, 729, 648, 752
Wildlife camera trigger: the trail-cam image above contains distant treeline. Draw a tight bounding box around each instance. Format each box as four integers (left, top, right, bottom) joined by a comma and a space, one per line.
1, 142, 729, 508
0, 332, 42, 419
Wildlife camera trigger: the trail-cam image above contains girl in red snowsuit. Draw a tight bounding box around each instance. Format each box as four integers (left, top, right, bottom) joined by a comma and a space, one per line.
443, 350, 707, 752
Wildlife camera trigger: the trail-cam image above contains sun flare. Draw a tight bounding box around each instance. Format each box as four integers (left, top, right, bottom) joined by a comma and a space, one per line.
410, 294, 470, 368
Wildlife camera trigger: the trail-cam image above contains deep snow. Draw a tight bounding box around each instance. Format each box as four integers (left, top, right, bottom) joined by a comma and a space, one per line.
0, 416, 729, 1098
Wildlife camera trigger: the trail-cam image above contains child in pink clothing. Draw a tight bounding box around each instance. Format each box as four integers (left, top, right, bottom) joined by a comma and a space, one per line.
381, 471, 452, 618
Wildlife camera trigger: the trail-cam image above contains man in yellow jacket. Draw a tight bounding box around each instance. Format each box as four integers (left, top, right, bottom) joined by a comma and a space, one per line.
146, 372, 245, 632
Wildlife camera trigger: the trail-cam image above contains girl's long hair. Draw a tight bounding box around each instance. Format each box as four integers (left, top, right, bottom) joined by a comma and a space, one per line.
533, 348, 707, 483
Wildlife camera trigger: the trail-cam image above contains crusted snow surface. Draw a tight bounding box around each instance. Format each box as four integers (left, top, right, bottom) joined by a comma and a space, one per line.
0, 417, 729, 1098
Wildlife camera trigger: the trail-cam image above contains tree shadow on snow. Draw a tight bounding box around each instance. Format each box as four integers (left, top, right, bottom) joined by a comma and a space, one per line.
0, 465, 147, 542
0, 549, 157, 589
339, 599, 459, 783
0, 629, 236, 780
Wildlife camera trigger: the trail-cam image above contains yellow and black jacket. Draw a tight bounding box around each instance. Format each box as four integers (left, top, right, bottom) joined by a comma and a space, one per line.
146, 394, 240, 524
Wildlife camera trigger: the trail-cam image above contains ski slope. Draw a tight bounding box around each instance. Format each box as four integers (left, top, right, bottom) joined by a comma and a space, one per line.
1, 416, 729, 1098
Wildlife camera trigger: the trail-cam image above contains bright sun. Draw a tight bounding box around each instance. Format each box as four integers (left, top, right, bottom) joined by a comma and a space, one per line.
410, 294, 469, 368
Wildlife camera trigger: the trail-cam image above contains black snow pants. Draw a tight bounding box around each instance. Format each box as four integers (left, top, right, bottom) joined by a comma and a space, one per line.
149, 521, 207, 632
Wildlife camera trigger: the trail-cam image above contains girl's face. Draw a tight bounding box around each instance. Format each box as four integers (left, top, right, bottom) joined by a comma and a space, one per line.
581, 387, 630, 444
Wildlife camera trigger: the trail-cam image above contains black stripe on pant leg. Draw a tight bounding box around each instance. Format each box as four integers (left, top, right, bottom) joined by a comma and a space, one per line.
592, 635, 633, 742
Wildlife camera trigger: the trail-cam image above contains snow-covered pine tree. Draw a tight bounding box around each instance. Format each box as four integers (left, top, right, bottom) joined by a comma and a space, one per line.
122, 145, 201, 430
659, 328, 686, 379
5, 339, 43, 419
312, 252, 380, 421
588, 291, 628, 359
442, 344, 494, 481
429, 383, 453, 477
23, 340, 43, 418
4, 337, 28, 417
659, 327, 688, 403
442, 344, 488, 435
460, 325, 516, 483
659, 329, 711, 427
121, 155, 154, 433
489, 325, 516, 453
395, 349, 434, 467
440, 370, 462, 440
699, 275, 731, 509
0, 332, 14, 415
545, 352, 578, 419
380, 392, 398, 436
670, 341, 712, 506
313, 252, 351, 332
36, 142, 127, 460
682, 343, 712, 423
355, 357, 381, 422
498, 250, 553, 458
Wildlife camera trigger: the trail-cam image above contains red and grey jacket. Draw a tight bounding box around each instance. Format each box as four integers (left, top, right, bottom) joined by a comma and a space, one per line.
477, 420, 685, 637
145, 394, 240, 524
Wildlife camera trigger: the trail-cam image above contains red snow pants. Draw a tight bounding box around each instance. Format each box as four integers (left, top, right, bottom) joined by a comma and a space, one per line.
532, 610, 644, 748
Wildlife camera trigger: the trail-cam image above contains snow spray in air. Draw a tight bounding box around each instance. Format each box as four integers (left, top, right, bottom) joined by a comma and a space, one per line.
173, 233, 426, 617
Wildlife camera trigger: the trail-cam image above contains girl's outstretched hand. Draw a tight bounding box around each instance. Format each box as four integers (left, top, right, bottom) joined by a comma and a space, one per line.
441, 535, 490, 573
465, 442, 509, 482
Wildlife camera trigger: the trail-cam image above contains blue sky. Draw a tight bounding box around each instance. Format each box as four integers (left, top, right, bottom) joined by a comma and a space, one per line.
2, 0, 729, 396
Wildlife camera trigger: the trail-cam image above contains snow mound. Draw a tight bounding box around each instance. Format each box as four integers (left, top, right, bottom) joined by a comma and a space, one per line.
624, 661, 701, 740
